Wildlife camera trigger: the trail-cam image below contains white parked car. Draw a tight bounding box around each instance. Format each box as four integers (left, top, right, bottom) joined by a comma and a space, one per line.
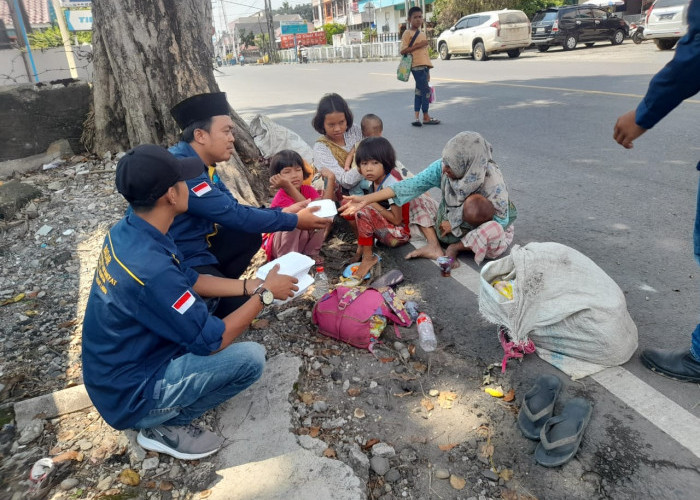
437, 9, 532, 61
644, 0, 690, 50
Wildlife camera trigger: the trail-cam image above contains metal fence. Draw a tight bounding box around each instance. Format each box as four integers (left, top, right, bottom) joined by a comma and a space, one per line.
278, 41, 402, 63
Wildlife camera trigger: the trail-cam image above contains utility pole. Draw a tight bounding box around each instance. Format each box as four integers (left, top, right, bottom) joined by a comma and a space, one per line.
51, 0, 78, 79
219, 0, 237, 62
264, 0, 277, 63
6, 0, 38, 82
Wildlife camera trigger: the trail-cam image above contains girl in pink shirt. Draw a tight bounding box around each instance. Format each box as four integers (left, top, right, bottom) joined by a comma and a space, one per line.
263, 150, 335, 262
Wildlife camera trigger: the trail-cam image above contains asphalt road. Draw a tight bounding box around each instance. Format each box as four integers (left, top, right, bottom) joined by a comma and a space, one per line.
218, 41, 700, 496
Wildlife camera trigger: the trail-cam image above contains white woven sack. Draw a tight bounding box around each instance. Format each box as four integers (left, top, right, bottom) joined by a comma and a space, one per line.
479, 242, 638, 379
249, 114, 315, 165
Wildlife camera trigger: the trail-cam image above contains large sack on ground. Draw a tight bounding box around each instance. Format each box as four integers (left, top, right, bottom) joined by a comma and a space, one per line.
479, 242, 638, 379
249, 114, 314, 165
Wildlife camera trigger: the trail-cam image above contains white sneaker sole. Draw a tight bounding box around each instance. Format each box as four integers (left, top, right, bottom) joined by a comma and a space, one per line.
136, 431, 220, 460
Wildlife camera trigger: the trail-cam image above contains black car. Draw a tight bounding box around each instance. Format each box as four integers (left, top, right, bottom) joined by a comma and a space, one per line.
531, 6, 629, 51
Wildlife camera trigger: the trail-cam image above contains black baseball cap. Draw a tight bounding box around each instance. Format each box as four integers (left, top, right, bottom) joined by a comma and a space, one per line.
170, 92, 230, 130
115, 145, 204, 205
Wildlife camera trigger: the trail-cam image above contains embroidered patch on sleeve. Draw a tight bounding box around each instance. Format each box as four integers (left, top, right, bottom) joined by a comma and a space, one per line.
172, 290, 196, 314
191, 182, 212, 197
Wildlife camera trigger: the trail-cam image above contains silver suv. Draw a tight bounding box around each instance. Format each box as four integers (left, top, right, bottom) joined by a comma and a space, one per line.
437, 9, 531, 61
644, 0, 690, 50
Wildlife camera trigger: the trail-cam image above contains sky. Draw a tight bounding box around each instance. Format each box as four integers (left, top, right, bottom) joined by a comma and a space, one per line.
211, 0, 312, 33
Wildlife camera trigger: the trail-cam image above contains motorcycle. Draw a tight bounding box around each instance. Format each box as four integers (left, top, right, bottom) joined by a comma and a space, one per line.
629, 22, 645, 44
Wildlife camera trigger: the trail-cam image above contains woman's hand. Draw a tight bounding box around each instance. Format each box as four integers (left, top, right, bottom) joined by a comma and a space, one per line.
320, 168, 336, 181
263, 264, 299, 300
339, 195, 368, 217
439, 220, 452, 237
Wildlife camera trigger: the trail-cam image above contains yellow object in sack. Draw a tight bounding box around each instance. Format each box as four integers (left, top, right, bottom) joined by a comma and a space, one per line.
491, 280, 514, 300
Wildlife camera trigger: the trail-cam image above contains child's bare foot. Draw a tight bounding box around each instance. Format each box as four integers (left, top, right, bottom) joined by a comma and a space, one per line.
354, 254, 379, 279
445, 244, 462, 269
405, 243, 444, 261
352, 249, 362, 263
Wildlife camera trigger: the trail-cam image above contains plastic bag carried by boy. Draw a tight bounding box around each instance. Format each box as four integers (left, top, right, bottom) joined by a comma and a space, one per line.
479, 242, 638, 380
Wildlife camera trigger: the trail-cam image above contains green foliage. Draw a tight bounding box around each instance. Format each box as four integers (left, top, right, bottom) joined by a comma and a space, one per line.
321, 23, 346, 45
515, 0, 565, 18
428, 46, 439, 59
362, 27, 377, 42
27, 25, 92, 49
254, 33, 269, 51
433, 0, 565, 34
239, 28, 256, 47
273, 1, 314, 22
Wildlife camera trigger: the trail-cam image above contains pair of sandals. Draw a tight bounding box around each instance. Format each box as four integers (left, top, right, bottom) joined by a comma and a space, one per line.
412, 118, 440, 127
517, 374, 592, 467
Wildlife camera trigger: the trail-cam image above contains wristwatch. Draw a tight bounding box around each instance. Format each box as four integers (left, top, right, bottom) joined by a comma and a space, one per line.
253, 283, 274, 306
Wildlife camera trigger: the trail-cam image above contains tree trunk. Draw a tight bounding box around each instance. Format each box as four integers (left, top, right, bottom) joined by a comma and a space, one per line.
91, 0, 268, 204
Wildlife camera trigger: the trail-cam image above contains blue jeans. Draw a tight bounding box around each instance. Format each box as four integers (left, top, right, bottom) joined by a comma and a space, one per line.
412, 67, 431, 114
692, 176, 700, 361
133, 342, 266, 428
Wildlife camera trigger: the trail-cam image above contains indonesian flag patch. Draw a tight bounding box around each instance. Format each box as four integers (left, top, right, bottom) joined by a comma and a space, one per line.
172, 290, 196, 314
191, 182, 212, 197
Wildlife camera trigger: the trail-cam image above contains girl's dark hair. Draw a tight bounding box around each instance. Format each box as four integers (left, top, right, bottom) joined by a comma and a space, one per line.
270, 149, 309, 178
355, 137, 396, 176
311, 93, 354, 135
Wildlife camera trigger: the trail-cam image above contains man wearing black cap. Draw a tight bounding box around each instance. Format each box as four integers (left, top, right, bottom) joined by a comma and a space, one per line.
168, 92, 329, 318
82, 145, 298, 460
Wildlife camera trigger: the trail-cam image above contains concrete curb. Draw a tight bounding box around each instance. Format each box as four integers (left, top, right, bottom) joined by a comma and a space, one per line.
210, 353, 365, 499
13, 384, 92, 429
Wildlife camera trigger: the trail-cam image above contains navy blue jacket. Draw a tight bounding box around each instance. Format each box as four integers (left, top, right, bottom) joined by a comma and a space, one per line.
168, 141, 297, 268
636, 0, 700, 140
82, 214, 225, 430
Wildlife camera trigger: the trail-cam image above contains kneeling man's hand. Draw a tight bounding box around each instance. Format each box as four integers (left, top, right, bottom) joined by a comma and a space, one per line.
296, 205, 332, 230
264, 264, 299, 299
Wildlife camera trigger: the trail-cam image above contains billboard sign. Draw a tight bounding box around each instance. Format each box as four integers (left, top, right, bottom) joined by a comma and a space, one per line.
65, 9, 93, 31
280, 21, 309, 34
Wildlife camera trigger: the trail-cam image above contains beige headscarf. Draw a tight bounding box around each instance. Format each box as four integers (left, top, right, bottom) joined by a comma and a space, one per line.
441, 132, 508, 237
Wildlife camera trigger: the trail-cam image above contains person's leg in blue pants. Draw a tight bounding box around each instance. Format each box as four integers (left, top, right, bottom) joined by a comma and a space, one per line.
411, 67, 434, 124
640, 175, 700, 381
134, 342, 266, 428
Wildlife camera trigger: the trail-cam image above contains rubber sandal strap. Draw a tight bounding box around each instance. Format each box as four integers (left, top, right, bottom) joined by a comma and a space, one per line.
520, 388, 556, 422
539, 416, 582, 450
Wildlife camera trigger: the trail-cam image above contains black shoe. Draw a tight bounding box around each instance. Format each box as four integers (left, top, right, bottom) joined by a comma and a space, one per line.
640, 347, 700, 382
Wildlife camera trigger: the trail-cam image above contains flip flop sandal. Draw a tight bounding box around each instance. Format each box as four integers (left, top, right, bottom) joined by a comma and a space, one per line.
370, 269, 404, 288
342, 254, 382, 280
411, 121, 422, 127
423, 118, 440, 125
535, 397, 593, 468
517, 374, 562, 440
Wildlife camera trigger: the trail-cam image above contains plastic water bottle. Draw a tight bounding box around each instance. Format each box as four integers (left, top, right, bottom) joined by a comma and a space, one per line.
416, 313, 437, 352
313, 266, 329, 299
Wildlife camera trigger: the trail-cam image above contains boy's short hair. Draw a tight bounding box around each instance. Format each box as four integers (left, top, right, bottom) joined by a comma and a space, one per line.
312, 93, 354, 135
355, 137, 396, 176
270, 149, 309, 178
361, 114, 383, 135
408, 6, 422, 18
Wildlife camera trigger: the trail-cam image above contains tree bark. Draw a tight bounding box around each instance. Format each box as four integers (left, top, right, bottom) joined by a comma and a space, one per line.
92, 0, 268, 204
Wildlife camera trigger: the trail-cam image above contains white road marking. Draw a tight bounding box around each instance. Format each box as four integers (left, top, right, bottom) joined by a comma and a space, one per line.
591, 367, 700, 458
410, 241, 700, 459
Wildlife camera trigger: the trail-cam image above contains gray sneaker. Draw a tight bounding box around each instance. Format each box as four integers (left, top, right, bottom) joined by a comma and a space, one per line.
137, 425, 222, 460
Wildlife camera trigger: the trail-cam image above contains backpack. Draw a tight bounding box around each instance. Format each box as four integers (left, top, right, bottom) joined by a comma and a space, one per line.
312, 286, 413, 352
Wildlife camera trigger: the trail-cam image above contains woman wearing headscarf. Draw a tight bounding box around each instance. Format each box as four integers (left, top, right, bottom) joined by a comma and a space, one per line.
339, 132, 516, 266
